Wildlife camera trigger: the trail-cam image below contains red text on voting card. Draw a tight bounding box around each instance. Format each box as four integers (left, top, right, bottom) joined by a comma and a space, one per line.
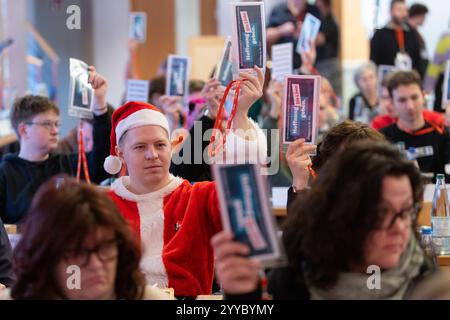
240, 11, 252, 33
292, 84, 301, 107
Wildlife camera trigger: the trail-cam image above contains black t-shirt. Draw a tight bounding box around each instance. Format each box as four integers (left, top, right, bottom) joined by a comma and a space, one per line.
267, 3, 321, 69
381, 122, 450, 181
316, 13, 339, 62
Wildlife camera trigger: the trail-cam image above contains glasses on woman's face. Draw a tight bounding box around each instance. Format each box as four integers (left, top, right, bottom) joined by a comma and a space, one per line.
376, 203, 419, 230
64, 238, 120, 268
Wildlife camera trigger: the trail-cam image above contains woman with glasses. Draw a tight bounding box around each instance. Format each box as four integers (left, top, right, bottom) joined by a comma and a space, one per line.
213, 140, 436, 299
0, 176, 170, 300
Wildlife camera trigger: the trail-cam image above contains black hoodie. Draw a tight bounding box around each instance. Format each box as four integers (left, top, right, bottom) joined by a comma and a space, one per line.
0, 112, 111, 224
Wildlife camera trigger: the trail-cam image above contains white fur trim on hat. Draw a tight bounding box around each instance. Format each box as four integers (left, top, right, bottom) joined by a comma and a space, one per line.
104, 155, 122, 175
115, 109, 170, 144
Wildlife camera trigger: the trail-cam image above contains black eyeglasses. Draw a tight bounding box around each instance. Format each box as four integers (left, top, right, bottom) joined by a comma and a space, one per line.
376, 203, 419, 230
64, 238, 120, 268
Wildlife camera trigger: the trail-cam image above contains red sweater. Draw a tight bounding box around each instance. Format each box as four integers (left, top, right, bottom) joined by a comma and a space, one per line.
108, 178, 222, 298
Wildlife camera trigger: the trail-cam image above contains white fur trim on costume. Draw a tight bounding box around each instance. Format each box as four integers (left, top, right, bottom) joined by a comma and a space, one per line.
104, 155, 122, 175
116, 109, 170, 143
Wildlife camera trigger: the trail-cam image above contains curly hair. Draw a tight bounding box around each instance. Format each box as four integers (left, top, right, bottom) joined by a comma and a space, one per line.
283, 141, 423, 290
313, 120, 386, 171
11, 176, 146, 299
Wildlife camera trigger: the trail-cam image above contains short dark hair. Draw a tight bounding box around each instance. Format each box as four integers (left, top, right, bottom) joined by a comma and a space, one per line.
189, 79, 205, 93
284, 140, 423, 289
319, 0, 332, 8
148, 76, 166, 104
10, 95, 60, 136
391, 0, 406, 9
313, 120, 386, 171
409, 3, 428, 17
387, 70, 422, 98
11, 176, 146, 299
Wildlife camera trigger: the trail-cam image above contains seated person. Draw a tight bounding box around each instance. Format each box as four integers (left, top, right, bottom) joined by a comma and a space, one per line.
0, 176, 170, 300
0, 67, 111, 224
286, 121, 385, 210
104, 67, 267, 298
380, 71, 450, 181
348, 62, 379, 123
372, 76, 445, 130
213, 141, 436, 299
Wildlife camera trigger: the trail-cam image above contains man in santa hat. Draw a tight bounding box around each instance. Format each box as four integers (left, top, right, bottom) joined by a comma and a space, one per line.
104, 67, 267, 298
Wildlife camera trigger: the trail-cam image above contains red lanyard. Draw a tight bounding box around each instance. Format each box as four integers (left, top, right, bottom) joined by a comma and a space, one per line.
396, 27, 405, 52
398, 120, 444, 136
208, 79, 247, 158
76, 121, 91, 183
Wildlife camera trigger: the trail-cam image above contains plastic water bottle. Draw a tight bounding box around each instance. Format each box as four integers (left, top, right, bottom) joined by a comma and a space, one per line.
431, 174, 450, 255
420, 226, 437, 267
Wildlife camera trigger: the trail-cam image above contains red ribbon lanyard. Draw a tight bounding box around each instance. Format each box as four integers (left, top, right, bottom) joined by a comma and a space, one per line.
398, 120, 443, 136
308, 164, 317, 180
396, 27, 405, 52
208, 79, 247, 158
76, 121, 91, 184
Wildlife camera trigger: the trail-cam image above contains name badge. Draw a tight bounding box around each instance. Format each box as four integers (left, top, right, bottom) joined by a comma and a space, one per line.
395, 52, 412, 71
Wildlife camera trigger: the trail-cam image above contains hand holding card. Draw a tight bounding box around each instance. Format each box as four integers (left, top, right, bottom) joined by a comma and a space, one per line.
211, 230, 261, 295
212, 164, 286, 268
88, 66, 108, 115
286, 139, 317, 191
282, 75, 321, 149
235, 66, 264, 117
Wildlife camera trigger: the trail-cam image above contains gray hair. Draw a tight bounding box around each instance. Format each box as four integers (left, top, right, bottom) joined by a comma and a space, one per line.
353, 61, 378, 88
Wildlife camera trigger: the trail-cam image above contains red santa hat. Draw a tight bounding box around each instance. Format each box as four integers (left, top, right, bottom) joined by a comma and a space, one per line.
104, 101, 170, 175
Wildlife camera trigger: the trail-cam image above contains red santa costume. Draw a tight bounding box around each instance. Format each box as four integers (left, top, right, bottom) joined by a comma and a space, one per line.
104, 101, 267, 298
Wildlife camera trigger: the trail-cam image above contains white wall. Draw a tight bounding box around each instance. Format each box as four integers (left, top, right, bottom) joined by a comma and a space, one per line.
92, 0, 130, 107
176, 0, 200, 55
217, 0, 285, 37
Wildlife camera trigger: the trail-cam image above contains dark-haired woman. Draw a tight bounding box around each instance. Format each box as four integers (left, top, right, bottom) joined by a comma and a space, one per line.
213, 141, 436, 299
0, 177, 170, 300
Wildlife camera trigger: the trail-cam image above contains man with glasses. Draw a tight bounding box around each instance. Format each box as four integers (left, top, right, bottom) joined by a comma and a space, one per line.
0, 67, 111, 224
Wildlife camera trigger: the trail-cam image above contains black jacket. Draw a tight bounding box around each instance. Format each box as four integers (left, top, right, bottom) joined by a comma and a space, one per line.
0, 218, 14, 287
370, 24, 422, 76
0, 112, 111, 224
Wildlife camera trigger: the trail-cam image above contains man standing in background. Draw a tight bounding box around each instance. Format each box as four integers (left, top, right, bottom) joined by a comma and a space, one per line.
370, 0, 422, 75
407, 3, 429, 77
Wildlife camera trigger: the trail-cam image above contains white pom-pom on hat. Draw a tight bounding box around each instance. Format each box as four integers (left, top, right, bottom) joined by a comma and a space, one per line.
104, 155, 122, 175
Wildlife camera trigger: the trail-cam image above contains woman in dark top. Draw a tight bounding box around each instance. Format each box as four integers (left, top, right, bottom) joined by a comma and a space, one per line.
213, 141, 436, 299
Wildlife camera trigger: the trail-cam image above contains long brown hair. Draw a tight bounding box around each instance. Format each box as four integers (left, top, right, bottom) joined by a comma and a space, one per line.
11, 176, 146, 299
